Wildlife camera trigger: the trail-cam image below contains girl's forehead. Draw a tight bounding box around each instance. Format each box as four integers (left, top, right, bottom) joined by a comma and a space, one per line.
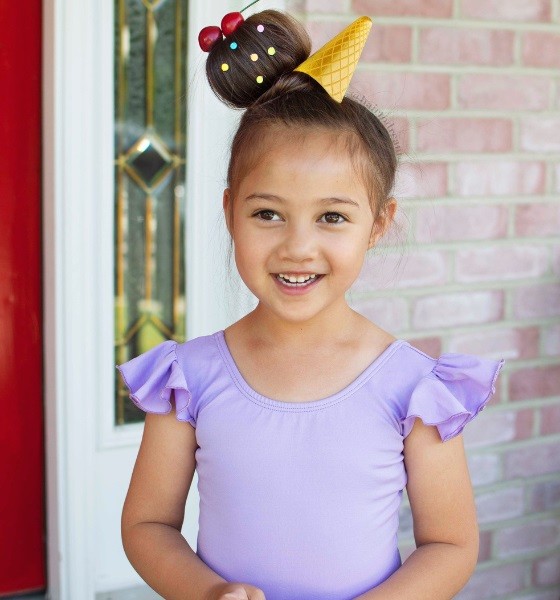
250, 128, 355, 173
237, 133, 371, 207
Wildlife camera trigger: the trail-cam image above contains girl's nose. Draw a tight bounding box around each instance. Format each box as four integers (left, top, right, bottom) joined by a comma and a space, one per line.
277, 222, 319, 262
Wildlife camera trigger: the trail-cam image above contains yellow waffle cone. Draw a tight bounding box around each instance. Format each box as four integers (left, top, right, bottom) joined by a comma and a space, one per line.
294, 16, 373, 103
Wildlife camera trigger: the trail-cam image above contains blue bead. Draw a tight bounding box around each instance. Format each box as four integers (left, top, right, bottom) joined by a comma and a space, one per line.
230, 41, 238, 50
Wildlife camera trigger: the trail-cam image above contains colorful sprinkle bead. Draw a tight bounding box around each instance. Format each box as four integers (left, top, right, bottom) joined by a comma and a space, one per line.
221, 63, 229, 71
268, 47, 276, 56
230, 41, 238, 50
257, 24, 265, 32
250, 53, 258, 62
256, 75, 264, 84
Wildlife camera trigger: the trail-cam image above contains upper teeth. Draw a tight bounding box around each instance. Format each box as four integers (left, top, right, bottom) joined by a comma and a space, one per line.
279, 273, 317, 283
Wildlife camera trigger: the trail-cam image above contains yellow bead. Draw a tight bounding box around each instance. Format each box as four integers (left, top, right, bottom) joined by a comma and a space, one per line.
221, 63, 229, 72
256, 75, 264, 84
268, 47, 276, 56
251, 53, 259, 62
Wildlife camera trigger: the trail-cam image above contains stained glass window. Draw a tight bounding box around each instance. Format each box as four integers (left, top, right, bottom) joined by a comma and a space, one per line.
114, 0, 188, 425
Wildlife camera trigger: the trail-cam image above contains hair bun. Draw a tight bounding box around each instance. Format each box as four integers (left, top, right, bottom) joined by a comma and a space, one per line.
205, 10, 312, 109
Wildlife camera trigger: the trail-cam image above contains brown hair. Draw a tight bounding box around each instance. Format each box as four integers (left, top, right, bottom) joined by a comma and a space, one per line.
205, 10, 398, 223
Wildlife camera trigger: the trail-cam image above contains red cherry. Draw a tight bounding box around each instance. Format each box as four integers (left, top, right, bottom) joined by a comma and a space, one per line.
198, 26, 223, 52
221, 12, 245, 37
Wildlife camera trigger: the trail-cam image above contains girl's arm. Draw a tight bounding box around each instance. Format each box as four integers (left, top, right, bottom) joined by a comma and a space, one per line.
354, 418, 479, 600
121, 409, 228, 600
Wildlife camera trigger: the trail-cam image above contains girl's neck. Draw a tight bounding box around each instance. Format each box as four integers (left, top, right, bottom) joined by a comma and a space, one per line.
236, 300, 365, 348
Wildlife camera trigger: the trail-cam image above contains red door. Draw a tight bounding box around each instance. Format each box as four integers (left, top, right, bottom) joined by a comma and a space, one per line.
0, 0, 46, 595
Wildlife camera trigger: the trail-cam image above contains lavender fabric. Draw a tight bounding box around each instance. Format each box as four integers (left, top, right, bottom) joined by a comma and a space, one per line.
117, 330, 504, 600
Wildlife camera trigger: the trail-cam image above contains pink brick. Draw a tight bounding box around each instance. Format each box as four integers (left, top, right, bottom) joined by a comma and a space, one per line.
408, 336, 441, 358
454, 161, 546, 196
413, 290, 504, 330
354, 250, 447, 291
533, 554, 560, 586
308, 22, 412, 64
523, 31, 560, 68
305, 0, 348, 12
514, 283, 560, 319
352, 0, 453, 17
556, 164, 560, 192
521, 117, 560, 151
415, 204, 508, 243
455, 245, 549, 283
509, 364, 560, 401
390, 117, 410, 155
475, 487, 525, 524
543, 323, 560, 356
554, 245, 560, 276
516, 203, 560, 236
417, 118, 512, 153
350, 296, 409, 332
448, 327, 539, 361
362, 25, 412, 63
478, 530, 492, 562
504, 441, 560, 478
467, 453, 501, 486
461, 0, 551, 22
353, 71, 450, 110
459, 74, 550, 110
530, 480, 560, 511
393, 162, 448, 199
463, 409, 516, 448
420, 28, 514, 66
515, 408, 534, 440
541, 404, 560, 435
495, 519, 560, 558
457, 563, 525, 599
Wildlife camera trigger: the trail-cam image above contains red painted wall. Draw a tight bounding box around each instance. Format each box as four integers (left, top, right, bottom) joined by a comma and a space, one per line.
0, 0, 46, 595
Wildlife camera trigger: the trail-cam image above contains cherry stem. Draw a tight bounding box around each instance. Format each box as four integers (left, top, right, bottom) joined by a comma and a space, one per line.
240, 0, 261, 13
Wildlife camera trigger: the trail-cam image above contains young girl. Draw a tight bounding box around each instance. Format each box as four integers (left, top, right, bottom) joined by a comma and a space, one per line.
117, 8, 504, 600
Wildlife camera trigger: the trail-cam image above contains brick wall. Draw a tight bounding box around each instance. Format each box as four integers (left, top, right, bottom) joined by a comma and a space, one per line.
287, 1, 560, 598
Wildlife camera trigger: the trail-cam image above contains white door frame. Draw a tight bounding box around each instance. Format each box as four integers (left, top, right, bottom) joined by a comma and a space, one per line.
42, 0, 284, 598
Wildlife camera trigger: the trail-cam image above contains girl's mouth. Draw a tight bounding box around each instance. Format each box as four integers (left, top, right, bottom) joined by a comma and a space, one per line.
273, 273, 325, 289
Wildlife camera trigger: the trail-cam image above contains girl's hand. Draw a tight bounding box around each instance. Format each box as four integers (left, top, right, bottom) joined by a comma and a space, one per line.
206, 582, 266, 600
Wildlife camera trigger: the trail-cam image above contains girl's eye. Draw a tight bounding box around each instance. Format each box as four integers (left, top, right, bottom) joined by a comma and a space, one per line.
321, 212, 347, 224
254, 210, 280, 221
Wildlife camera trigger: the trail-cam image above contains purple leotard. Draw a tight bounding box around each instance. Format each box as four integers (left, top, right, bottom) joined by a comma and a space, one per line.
117, 330, 504, 600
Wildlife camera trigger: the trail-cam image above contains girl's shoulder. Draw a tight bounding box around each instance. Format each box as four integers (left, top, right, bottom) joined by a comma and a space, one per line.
385, 340, 505, 442
115, 330, 225, 426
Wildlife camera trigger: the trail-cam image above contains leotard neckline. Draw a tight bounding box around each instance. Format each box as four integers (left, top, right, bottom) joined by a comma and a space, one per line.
214, 329, 406, 412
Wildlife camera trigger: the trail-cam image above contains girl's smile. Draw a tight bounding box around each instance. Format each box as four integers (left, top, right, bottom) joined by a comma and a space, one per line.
273, 272, 325, 295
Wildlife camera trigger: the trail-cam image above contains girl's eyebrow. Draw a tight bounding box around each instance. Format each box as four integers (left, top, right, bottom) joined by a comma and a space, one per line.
244, 193, 360, 208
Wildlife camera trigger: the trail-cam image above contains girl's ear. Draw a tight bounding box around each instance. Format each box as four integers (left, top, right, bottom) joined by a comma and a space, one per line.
368, 197, 398, 250
223, 188, 233, 236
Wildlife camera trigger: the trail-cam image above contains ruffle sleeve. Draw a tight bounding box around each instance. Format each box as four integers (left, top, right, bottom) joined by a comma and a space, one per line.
402, 353, 504, 442
115, 340, 193, 423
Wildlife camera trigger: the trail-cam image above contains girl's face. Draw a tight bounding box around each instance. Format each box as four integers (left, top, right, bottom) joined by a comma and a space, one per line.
223, 128, 394, 325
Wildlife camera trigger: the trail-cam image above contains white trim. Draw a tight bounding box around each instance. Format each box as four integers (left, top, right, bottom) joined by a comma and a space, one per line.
43, 0, 102, 596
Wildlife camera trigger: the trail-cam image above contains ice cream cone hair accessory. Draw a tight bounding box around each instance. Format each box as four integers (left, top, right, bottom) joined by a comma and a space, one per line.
294, 16, 373, 103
